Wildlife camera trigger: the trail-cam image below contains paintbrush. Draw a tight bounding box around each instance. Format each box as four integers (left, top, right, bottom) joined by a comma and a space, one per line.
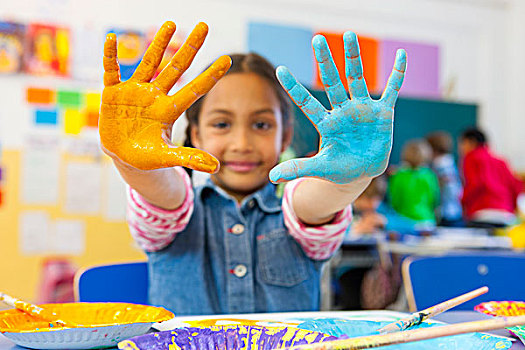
0, 292, 77, 328
377, 286, 489, 334
280, 315, 525, 350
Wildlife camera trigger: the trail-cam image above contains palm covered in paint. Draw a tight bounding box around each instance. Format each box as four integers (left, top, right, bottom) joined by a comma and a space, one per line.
270, 32, 407, 184
99, 21, 231, 173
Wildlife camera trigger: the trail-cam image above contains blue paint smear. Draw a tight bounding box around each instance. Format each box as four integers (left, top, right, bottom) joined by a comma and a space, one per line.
296, 318, 512, 350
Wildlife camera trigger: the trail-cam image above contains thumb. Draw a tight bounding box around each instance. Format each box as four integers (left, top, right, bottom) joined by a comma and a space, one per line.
269, 158, 315, 184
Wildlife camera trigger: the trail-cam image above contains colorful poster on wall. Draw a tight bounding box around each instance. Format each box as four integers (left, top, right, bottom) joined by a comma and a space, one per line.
0, 21, 25, 74
85, 91, 100, 127
314, 31, 379, 94
25, 23, 70, 76
107, 28, 145, 81
380, 39, 440, 98
26, 86, 103, 135
248, 22, 314, 86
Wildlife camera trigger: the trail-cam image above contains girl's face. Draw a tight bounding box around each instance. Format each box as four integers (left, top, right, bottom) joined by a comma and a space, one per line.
191, 72, 292, 202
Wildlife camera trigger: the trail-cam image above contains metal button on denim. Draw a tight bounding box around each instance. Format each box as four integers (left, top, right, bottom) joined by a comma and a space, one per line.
233, 264, 247, 277
231, 224, 245, 234
247, 200, 255, 208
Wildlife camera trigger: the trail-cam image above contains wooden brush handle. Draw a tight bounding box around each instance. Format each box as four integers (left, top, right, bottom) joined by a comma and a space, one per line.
0, 292, 76, 327
378, 286, 489, 334
284, 315, 525, 350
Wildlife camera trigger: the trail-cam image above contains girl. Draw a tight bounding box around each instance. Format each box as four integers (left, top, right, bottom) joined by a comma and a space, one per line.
99, 21, 406, 315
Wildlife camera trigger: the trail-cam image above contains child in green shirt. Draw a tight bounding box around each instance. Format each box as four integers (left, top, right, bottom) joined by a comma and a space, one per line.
388, 139, 440, 224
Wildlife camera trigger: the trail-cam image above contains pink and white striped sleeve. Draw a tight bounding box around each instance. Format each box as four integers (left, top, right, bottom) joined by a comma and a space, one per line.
127, 167, 194, 252
282, 179, 352, 260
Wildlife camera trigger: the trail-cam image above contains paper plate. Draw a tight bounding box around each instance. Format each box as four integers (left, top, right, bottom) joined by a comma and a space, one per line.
296, 317, 512, 350
475, 300, 525, 341
118, 325, 337, 350
0, 302, 174, 349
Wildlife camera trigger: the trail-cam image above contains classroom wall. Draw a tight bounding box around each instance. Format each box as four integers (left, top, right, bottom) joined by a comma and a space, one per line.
0, 150, 146, 302
1, 0, 523, 165
0, 0, 524, 302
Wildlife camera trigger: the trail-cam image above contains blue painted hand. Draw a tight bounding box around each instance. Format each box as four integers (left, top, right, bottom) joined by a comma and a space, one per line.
269, 32, 407, 184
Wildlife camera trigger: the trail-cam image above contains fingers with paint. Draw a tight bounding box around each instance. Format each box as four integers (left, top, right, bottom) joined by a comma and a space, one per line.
99, 21, 232, 173
270, 32, 407, 184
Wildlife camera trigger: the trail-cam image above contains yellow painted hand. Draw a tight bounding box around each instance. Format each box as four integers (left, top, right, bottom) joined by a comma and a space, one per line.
99, 21, 231, 172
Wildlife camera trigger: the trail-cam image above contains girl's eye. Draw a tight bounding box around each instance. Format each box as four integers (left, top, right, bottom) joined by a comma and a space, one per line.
212, 121, 230, 129
253, 121, 272, 130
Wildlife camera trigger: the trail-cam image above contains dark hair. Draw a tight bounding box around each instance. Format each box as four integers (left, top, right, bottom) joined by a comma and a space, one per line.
184, 53, 293, 148
460, 128, 487, 146
426, 131, 453, 155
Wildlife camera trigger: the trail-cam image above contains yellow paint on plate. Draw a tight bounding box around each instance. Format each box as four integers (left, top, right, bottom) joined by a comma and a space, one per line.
186, 318, 270, 327
0, 302, 174, 333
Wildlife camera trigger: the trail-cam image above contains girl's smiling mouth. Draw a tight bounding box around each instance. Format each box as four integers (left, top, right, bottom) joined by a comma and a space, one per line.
223, 161, 260, 172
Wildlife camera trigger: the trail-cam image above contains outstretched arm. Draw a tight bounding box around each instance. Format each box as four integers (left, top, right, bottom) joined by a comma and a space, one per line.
99, 21, 231, 209
272, 32, 406, 225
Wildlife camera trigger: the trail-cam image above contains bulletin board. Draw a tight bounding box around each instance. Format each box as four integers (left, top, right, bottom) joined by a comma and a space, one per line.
0, 85, 147, 304
0, 18, 160, 304
0, 149, 146, 304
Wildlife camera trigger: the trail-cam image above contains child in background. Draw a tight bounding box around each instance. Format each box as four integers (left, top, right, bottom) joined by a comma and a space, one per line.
348, 176, 418, 236
388, 139, 440, 226
426, 131, 463, 226
99, 21, 406, 315
349, 177, 387, 235
459, 128, 524, 227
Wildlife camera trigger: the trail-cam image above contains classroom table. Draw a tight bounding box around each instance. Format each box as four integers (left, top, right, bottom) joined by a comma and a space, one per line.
336, 227, 513, 270
434, 311, 524, 349
378, 228, 513, 256
326, 227, 514, 310
1, 310, 522, 349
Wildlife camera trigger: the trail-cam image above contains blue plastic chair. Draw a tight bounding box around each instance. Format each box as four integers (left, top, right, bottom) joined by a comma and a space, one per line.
74, 262, 149, 304
402, 252, 525, 312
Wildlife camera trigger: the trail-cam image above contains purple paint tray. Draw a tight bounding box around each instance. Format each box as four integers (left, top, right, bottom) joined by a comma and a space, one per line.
118, 325, 337, 350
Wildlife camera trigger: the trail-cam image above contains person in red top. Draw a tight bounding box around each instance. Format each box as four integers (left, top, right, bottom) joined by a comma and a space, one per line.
459, 128, 524, 227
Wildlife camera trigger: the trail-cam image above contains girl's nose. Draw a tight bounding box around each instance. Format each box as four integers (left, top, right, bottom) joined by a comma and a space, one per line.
231, 127, 253, 152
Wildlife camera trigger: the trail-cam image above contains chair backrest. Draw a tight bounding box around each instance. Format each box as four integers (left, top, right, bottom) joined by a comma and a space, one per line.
75, 262, 149, 304
402, 252, 525, 311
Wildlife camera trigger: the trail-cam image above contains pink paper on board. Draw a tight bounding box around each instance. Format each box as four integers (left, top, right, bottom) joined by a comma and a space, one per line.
380, 40, 440, 98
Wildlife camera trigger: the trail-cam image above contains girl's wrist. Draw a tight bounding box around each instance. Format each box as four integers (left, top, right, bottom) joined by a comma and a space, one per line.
332, 176, 373, 194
